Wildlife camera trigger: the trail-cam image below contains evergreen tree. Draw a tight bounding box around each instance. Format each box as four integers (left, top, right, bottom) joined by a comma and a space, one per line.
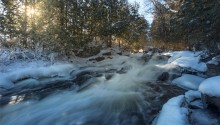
149, 0, 220, 51
0, 0, 149, 53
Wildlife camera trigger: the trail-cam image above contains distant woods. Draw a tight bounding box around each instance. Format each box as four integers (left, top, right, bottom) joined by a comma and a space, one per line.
2, 0, 218, 54
149, 0, 220, 52
0, 0, 149, 54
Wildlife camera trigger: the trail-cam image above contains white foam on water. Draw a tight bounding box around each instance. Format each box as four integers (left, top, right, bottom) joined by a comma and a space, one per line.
0, 54, 171, 125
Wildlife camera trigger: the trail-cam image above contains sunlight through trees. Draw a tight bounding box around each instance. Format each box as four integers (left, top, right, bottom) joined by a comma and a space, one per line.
0, 0, 149, 54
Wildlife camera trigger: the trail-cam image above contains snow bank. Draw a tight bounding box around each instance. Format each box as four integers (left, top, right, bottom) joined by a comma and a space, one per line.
9, 63, 74, 80
199, 76, 220, 97
0, 63, 76, 89
154, 95, 189, 125
172, 74, 205, 90
167, 51, 207, 72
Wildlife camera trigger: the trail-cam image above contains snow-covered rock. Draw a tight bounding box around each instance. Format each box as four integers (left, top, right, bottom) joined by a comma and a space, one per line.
185, 90, 202, 103
185, 90, 203, 109
167, 51, 207, 72
153, 95, 189, 125
0, 63, 75, 90
199, 76, 220, 97
206, 55, 220, 65
207, 60, 219, 65
172, 74, 205, 90
155, 89, 220, 125
171, 56, 207, 72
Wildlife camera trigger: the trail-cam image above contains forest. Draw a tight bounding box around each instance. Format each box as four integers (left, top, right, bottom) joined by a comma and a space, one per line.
0, 0, 148, 57
1, 0, 220, 55
150, 0, 220, 52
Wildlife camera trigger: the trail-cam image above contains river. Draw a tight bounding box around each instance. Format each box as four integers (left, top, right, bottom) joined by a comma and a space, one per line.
0, 54, 184, 125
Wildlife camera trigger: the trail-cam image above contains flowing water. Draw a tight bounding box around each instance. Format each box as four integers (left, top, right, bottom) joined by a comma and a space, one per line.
0, 54, 184, 125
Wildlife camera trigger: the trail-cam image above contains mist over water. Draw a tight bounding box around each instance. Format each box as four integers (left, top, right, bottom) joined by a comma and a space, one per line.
0, 54, 183, 125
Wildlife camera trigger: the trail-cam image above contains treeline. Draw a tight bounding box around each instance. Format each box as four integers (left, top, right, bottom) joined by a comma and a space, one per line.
150, 0, 220, 52
0, 0, 149, 55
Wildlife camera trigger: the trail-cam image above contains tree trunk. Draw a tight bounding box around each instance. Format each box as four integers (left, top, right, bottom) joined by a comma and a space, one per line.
108, 35, 112, 47
119, 39, 121, 48
23, 0, 28, 48
65, 3, 68, 30
59, 0, 65, 28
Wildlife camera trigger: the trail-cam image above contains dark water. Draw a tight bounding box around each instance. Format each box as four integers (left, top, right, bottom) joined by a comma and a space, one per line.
0, 55, 184, 125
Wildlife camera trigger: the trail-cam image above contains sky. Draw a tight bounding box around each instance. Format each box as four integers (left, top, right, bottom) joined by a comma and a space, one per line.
128, 0, 154, 24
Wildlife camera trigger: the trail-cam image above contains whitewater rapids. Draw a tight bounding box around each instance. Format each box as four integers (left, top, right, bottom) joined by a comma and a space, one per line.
0, 54, 183, 125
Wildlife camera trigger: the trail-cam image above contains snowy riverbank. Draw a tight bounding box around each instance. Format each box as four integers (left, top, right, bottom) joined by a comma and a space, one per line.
154, 50, 220, 125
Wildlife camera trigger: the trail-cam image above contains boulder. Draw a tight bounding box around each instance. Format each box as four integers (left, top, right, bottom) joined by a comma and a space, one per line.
157, 72, 169, 81
190, 109, 220, 125
102, 52, 111, 56
95, 56, 105, 62
142, 53, 152, 62
88, 56, 105, 62
117, 52, 122, 55
168, 72, 181, 81
202, 94, 220, 113
105, 73, 114, 80
206, 64, 220, 77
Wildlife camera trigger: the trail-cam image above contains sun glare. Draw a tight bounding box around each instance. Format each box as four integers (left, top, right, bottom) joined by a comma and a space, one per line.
27, 6, 40, 18
18, 5, 40, 18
